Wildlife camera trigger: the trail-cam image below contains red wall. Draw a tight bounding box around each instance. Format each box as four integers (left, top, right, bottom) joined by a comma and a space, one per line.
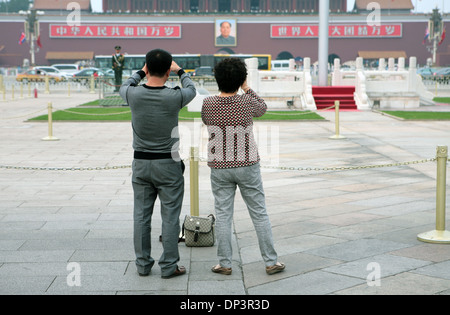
1, 16, 449, 67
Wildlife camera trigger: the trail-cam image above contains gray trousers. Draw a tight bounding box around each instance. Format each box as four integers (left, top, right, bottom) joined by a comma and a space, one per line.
210, 163, 278, 268
132, 158, 184, 276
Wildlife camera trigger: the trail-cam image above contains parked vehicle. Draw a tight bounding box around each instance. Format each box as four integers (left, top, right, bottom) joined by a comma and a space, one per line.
35, 66, 72, 80
16, 69, 64, 83
271, 60, 290, 71
434, 67, 450, 76
72, 67, 114, 85
433, 67, 450, 84
191, 66, 214, 77
416, 67, 436, 80
51, 64, 81, 74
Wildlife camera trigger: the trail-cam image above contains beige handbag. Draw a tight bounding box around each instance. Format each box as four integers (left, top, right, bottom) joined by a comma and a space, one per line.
182, 214, 215, 247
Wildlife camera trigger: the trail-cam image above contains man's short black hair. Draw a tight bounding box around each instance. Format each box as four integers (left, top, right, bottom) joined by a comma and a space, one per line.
214, 58, 247, 93
146, 49, 172, 78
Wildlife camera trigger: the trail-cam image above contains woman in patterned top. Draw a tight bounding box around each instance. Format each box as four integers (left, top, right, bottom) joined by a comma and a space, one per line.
201, 58, 285, 276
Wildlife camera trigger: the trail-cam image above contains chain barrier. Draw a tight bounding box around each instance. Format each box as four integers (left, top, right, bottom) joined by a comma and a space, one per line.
0, 108, 48, 120
265, 103, 336, 115
0, 165, 132, 171
1, 79, 339, 121
99, 79, 118, 87
0, 99, 444, 172
0, 106, 131, 120
1, 157, 441, 172
1, 103, 333, 120
178, 104, 336, 120
55, 108, 131, 116
259, 158, 437, 172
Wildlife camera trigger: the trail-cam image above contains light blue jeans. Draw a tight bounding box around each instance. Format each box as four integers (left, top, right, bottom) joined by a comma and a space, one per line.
210, 163, 278, 268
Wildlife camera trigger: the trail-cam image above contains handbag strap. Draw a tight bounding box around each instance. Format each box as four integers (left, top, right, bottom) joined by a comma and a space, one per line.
181, 220, 185, 239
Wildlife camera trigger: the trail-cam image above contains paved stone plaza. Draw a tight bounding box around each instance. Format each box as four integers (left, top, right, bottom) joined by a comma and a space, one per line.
0, 91, 450, 295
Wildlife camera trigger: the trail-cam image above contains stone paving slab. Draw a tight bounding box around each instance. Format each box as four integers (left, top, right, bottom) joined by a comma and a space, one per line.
335, 272, 450, 295
1, 93, 450, 295
248, 270, 365, 295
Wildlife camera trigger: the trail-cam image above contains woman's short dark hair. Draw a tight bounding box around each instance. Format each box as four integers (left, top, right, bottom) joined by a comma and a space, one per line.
214, 58, 247, 93
146, 49, 172, 78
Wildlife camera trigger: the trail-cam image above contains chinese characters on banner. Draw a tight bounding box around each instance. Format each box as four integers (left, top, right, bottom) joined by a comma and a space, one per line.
50, 24, 182, 38
49, 23, 402, 39
271, 24, 402, 38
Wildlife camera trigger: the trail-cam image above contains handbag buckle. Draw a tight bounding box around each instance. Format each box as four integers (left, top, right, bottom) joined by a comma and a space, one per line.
194, 226, 200, 242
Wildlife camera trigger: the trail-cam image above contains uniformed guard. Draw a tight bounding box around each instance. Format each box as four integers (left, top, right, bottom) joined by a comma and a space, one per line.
112, 45, 125, 92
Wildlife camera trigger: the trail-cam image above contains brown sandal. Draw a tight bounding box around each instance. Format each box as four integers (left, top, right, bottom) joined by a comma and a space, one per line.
211, 264, 232, 275
266, 262, 285, 275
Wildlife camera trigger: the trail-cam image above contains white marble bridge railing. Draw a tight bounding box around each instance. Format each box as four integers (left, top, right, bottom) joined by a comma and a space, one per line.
188, 55, 436, 112
334, 56, 435, 109
245, 57, 315, 110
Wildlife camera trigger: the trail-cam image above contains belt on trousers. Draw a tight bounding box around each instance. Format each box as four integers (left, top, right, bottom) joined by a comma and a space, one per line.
134, 151, 180, 161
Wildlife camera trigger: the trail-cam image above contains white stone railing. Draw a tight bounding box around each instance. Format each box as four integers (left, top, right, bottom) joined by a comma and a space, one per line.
246, 58, 315, 110
333, 56, 435, 109
189, 56, 435, 112
302, 58, 316, 110
332, 59, 356, 87
354, 64, 369, 110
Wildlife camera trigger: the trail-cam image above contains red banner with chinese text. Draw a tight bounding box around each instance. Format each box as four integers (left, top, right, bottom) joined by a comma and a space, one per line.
271, 24, 402, 38
49, 24, 182, 39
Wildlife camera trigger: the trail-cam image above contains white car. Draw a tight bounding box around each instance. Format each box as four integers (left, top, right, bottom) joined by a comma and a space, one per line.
35, 66, 72, 80
51, 64, 81, 74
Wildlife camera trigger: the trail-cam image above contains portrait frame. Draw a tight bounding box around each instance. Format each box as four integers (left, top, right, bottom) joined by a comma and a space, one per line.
215, 18, 237, 47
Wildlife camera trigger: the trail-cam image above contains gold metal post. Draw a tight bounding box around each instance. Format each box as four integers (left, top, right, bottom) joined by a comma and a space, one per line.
329, 100, 346, 140
190, 146, 200, 216
89, 76, 95, 94
417, 146, 450, 244
42, 102, 59, 141
44, 76, 50, 94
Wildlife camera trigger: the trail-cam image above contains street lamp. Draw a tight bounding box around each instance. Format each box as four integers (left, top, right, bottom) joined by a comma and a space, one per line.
19, 6, 45, 66
425, 8, 445, 65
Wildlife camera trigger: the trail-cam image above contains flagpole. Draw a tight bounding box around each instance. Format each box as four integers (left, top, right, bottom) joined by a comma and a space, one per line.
30, 32, 35, 66
433, 31, 438, 64
318, 0, 329, 87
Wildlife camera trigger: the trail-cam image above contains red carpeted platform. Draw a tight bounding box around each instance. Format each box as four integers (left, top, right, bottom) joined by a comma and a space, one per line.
312, 86, 357, 110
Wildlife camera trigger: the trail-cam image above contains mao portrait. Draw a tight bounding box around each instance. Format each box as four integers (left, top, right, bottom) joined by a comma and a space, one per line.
215, 19, 237, 47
